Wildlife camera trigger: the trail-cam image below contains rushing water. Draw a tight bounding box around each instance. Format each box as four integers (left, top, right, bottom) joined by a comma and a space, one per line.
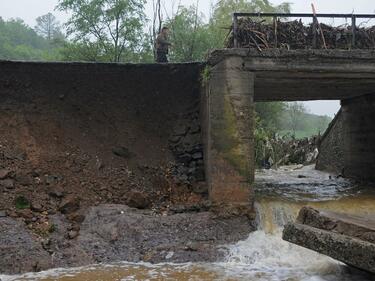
2, 165, 375, 281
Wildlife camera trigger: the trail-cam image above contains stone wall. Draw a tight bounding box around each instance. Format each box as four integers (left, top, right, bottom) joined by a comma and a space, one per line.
317, 94, 375, 181
316, 109, 345, 174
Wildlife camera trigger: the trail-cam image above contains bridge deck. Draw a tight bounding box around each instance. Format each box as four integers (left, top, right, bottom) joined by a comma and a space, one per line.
208, 49, 375, 101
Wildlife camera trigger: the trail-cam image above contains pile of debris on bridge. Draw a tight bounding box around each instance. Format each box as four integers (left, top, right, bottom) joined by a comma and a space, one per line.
227, 18, 375, 50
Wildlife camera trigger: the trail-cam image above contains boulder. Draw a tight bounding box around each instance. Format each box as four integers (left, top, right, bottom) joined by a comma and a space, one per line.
59, 195, 80, 214
126, 191, 151, 209
112, 146, 131, 158
0, 169, 11, 179
0, 179, 15, 189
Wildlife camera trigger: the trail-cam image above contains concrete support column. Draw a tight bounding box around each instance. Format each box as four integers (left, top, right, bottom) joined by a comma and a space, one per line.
204, 57, 255, 217
341, 94, 375, 181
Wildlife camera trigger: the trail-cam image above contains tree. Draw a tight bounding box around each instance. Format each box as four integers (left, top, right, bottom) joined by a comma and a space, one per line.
0, 17, 63, 60
287, 102, 307, 136
210, 0, 291, 46
35, 13, 62, 41
255, 102, 286, 132
166, 4, 214, 62
57, 0, 148, 62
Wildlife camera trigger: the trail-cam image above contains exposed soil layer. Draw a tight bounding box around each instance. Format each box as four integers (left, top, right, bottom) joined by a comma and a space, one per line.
0, 62, 207, 211
0, 61, 211, 243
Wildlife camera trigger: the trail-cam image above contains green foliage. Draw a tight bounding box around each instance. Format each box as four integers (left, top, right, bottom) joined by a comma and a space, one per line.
15, 196, 30, 210
35, 13, 62, 41
201, 65, 211, 85
0, 17, 63, 60
48, 223, 57, 233
255, 102, 286, 132
166, 5, 214, 62
57, 0, 149, 62
279, 102, 332, 138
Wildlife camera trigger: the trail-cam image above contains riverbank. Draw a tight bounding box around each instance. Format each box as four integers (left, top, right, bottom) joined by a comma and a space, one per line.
0, 204, 254, 275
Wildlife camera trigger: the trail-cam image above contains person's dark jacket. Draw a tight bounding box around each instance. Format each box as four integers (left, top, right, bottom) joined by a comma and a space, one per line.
156, 33, 171, 54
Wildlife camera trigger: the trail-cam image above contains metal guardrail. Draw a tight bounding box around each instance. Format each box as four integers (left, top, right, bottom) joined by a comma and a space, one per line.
232, 13, 375, 48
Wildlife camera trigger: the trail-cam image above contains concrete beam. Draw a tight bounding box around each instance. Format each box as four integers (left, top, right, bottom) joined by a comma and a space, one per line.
204, 57, 255, 217
283, 223, 375, 273
208, 49, 375, 101
283, 207, 375, 273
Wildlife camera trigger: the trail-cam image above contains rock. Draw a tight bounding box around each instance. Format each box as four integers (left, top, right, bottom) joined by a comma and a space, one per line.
0, 217, 53, 274
0, 210, 7, 217
172, 124, 188, 136
189, 124, 201, 134
169, 136, 182, 144
126, 191, 151, 209
16, 209, 33, 220
177, 154, 192, 165
48, 187, 64, 198
194, 169, 206, 182
67, 213, 85, 223
16, 174, 33, 186
0, 179, 15, 189
59, 195, 80, 214
112, 146, 131, 158
68, 230, 79, 239
0, 169, 11, 179
192, 183, 208, 194
45, 175, 62, 185
31, 202, 44, 212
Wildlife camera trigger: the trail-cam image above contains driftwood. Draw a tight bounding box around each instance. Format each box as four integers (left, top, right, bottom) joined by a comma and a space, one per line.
227, 18, 375, 50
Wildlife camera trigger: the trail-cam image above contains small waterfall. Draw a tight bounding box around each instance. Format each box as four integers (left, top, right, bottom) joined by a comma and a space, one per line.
220, 171, 375, 281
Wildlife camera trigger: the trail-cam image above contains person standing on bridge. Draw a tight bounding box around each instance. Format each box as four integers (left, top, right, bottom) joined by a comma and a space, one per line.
155, 27, 172, 63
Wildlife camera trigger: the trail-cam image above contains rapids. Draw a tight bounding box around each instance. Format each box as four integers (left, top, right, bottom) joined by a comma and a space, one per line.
2, 165, 375, 281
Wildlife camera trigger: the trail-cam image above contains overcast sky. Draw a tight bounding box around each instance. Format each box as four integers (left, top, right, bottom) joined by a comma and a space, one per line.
1, 0, 374, 117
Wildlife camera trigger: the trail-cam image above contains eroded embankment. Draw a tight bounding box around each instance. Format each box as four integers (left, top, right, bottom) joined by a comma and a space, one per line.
0, 61, 257, 275
0, 61, 206, 213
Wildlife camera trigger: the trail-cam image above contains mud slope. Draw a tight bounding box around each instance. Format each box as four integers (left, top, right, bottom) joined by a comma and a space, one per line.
0, 61, 205, 215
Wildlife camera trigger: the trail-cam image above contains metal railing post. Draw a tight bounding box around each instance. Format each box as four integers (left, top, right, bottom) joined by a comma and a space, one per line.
233, 13, 239, 48
312, 16, 318, 49
352, 15, 357, 48
273, 16, 278, 47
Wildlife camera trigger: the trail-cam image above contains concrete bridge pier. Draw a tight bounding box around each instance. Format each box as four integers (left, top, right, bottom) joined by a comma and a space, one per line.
341, 94, 375, 181
204, 57, 255, 217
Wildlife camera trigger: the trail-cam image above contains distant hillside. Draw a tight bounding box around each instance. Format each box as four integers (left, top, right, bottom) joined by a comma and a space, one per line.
0, 17, 61, 60
278, 109, 333, 139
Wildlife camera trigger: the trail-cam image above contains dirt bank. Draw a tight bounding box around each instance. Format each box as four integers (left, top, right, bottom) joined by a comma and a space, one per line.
0, 61, 255, 274
0, 61, 208, 214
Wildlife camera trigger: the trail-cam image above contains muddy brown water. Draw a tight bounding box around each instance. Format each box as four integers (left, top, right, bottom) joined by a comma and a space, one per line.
2, 165, 375, 281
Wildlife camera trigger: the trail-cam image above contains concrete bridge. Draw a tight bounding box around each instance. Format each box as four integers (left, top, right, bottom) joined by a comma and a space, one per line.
205, 49, 375, 215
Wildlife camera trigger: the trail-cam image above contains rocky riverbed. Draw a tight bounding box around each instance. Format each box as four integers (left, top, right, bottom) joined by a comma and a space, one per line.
0, 204, 254, 275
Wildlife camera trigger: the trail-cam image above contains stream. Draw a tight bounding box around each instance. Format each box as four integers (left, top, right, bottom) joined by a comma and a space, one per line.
2, 165, 375, 281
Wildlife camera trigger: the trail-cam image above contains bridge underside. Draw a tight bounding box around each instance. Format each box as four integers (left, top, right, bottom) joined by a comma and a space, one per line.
209, 49, 375, 101
204, 49, 375, 214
